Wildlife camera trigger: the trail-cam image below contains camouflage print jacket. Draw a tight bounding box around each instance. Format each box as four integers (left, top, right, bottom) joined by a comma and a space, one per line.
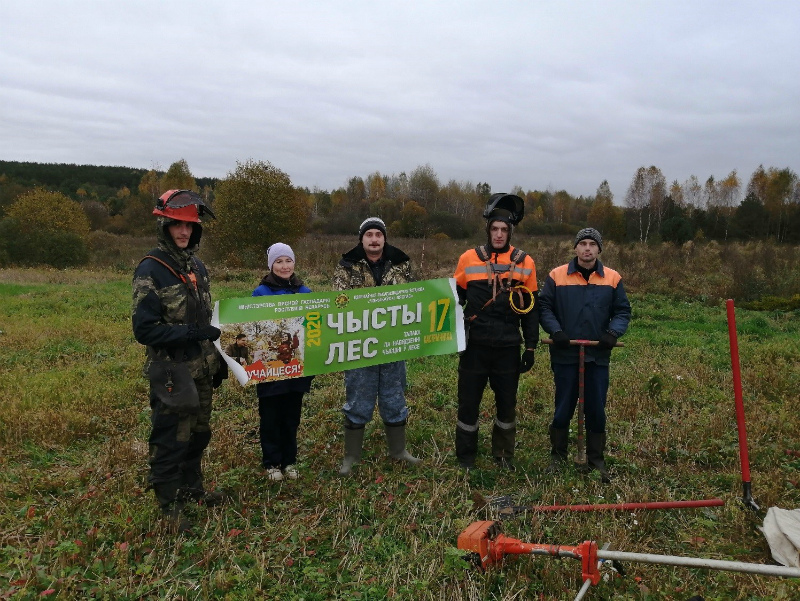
332, 243, 413, 291
131, 219, 220, 380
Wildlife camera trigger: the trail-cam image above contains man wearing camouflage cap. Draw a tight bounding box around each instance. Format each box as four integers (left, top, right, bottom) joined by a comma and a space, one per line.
132, 189, 228, 532
538, 227, 631, 482
332, 217, 421, 475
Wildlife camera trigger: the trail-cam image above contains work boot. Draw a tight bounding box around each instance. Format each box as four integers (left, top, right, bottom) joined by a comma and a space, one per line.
545, 426, 569, 474
153, 481, 193, 534
587, 431, 611, 483
179, 464, 227, 507
491, 418, 516, 466
384, 422, 421, 465
179, 432, 226, 506
455, 424, 479, 469
339, 425, 365, 476
494, 457, 516, 471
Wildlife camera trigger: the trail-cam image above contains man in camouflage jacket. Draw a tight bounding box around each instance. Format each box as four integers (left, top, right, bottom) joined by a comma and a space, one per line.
132, 190, 226, 532
332, 217, 421, 475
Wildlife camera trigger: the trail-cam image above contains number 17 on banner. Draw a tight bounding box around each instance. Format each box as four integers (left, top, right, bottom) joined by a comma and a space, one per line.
428, 298, 451, 332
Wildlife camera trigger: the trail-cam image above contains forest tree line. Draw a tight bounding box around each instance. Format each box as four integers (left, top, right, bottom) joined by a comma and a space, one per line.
0, 158, 798, 268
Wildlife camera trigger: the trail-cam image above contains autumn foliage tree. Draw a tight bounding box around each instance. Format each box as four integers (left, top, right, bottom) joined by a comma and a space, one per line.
161, 159, 197, 192
587, 180, 625, 241
0, 188, 91, 266
210, 160, 307, 265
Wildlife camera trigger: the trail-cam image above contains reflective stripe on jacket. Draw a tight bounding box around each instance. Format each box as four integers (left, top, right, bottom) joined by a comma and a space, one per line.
538, 257, 631, 366
453, 245, 539, 348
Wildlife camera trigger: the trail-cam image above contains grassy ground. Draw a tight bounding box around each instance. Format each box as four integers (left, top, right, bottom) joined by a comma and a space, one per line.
1, 236, 800, 599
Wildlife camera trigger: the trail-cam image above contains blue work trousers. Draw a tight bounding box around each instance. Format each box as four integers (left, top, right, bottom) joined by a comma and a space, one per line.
343, 361, 408, 426
551, 361, 609, 434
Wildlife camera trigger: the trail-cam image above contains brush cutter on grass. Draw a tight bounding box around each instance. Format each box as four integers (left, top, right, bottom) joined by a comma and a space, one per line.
457, 520, 800, 596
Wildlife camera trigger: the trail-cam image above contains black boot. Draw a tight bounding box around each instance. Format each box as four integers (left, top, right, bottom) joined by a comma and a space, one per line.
179, 431, 227, 507
587, 431, 611, 483
179, 463, 227, 506
545, 426, 569, 474
455, 423, 479, 469
153, 480, 193, 534
491, 419, 516, 470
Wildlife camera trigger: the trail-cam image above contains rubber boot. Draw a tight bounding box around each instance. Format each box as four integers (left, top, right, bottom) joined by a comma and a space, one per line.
339, 425, 365, 476
153, 480, 193, 534
587, 431, 611, 483
545, 426, 569, 474
384, 422, 421, 465
455, 425, 479, 469
491, 420, 516, 470
179, 466, 227, 507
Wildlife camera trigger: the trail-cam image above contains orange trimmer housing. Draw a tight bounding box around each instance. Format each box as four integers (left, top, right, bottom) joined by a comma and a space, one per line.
457, 520, 601, 585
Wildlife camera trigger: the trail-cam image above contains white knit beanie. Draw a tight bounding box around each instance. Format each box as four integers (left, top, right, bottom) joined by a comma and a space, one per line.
267, 242, 295, 270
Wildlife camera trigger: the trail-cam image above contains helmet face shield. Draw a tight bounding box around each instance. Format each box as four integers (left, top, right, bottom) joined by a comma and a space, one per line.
153, 189, 215, 222
483, 193, 524, 225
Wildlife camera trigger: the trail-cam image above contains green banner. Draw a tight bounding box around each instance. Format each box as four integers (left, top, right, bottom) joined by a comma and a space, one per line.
213, 278, 465, 385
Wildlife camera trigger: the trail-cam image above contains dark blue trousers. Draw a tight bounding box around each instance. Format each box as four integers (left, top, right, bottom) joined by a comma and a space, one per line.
550, 361, 609, 433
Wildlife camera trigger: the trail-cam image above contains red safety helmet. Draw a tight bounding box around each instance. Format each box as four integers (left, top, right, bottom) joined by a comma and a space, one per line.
153, 189, 215, 222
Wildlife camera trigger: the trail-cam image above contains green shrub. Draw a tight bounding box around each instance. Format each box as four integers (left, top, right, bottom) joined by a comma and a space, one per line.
1, 189, 91, 267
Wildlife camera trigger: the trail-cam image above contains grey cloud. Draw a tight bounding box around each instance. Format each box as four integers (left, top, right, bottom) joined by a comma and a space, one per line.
1, 1, 798, 199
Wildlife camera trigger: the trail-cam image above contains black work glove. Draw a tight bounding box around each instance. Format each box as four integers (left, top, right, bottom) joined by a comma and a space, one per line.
189, 324, 221, 342
551, 330, 571, 349
598, 331, 618, 350
519, 348, 536, 373
212, 362, 228, 389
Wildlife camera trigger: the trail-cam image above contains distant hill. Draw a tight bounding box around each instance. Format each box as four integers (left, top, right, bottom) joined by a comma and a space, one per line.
0, 160, 219, 199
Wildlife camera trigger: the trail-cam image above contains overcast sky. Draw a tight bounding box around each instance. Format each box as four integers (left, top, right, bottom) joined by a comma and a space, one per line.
2, 1, 798, 201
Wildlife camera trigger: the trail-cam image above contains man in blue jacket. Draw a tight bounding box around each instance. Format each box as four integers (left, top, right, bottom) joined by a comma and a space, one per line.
538, 228, 631, 482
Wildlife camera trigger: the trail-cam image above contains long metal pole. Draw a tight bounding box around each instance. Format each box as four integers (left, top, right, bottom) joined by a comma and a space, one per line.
518, 547, 800, 578
597, 549, 800, 578
726, 299, 759, 511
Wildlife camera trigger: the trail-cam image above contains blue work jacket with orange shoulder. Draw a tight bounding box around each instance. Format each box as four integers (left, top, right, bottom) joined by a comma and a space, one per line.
453, 245, 539, 348
539, 257, 631, 366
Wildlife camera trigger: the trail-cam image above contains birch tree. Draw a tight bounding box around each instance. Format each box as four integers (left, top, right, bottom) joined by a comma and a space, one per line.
717, 170, 742, 239
624, 166, 665, 242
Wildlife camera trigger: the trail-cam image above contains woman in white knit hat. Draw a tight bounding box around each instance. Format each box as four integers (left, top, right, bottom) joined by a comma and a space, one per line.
252, 243, 313, 481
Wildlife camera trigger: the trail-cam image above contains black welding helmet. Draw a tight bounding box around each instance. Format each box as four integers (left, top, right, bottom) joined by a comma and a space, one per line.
483, 193, 524, 226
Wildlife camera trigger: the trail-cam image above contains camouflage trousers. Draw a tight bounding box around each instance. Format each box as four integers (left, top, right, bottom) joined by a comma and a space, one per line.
148, 375, 214, 486
343, 361, 408, 426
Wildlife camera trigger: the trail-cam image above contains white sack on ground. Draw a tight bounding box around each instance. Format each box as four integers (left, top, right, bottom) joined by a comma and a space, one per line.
759, 507, 800, 568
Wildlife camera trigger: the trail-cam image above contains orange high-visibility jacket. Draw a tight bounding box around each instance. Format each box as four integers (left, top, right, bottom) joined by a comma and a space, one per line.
453, 245, 539, 348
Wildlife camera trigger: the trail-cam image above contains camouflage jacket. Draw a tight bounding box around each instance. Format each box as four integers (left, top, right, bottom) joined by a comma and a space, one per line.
332, 243, 413, 291
131, 220, 220, 379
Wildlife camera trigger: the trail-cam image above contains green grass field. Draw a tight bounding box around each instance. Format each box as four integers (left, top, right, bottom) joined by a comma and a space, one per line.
2, 237, 800, 600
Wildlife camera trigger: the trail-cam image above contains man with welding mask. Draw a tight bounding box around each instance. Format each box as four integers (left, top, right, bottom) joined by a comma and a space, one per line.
453, 193, 539, 470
